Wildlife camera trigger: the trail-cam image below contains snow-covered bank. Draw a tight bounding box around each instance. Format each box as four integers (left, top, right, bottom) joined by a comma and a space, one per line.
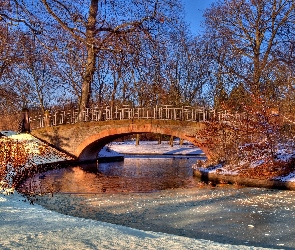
0, 131, 73, 165
193, 164, 295, 183
0, 192, 273, 250
191, 140, 295, 184
98, 146, 124, 162
0, 131, 74, 189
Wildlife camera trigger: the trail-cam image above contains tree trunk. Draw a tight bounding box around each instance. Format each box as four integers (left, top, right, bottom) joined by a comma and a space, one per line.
136, 134, 140, 146
179, 138, 183, 145
169, 135, 174, 147
79, 0, 98, 119
158, 134, 162, 144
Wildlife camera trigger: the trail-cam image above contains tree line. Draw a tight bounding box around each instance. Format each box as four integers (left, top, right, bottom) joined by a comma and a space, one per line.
1, 0, 295, 130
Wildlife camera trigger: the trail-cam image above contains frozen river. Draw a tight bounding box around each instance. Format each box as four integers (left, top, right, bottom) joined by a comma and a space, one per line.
19, 156, 295, 249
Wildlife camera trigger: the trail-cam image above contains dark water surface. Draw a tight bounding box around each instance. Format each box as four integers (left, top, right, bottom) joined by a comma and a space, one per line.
19, 156, 202, 194
19, 156, 295, 249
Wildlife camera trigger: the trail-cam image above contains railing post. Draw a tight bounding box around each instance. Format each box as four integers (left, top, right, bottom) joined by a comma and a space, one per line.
61, 111, 65, 124
72, 109, 75, 123
53, 112, 57, 125
85, 108, 89, 121
115, 106, 118, 119
91, 108, 94, 121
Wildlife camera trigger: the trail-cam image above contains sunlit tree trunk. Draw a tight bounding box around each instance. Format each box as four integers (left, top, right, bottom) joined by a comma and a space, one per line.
79, 0, 98, 118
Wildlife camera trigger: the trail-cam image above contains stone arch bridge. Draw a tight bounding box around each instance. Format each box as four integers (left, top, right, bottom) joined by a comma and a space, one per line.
29, 105, 221, 162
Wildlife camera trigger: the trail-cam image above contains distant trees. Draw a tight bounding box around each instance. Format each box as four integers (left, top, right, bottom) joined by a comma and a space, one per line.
18, 2, 194, 107
1, 0, 294, 138
203, 0, 295, 107
0, 0, 212, 121
202, 0, 295, 133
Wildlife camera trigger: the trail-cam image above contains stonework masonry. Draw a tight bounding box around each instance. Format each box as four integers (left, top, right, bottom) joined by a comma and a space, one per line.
31, 119, 209, 162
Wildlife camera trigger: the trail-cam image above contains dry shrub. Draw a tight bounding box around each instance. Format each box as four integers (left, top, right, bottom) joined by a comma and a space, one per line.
0, 113, 21, 131
0, 137, 30, 188
196, 102, 294, 178
238, 157, 295, 179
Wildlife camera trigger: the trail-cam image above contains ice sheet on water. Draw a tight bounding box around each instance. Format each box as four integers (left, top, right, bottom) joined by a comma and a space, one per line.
1, 192, 267, 250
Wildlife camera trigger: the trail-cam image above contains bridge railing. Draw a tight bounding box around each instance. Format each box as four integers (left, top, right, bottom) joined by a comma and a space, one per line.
29, 105, 220, 129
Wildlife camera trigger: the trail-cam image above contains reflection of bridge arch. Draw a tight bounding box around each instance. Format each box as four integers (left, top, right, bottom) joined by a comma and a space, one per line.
31, 119, 210, 162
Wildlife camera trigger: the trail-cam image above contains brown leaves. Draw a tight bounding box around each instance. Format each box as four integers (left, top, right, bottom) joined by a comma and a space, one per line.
0, 137, 30, 188
196, 97, 295, 179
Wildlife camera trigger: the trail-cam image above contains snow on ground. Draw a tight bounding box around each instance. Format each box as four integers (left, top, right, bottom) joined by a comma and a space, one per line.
0, 130, 18, 136
108, 140, 205, 155
0, 192, 273, 250
98, 145, 123, 158
193, 164, 239, 176
1, 131, 73, 165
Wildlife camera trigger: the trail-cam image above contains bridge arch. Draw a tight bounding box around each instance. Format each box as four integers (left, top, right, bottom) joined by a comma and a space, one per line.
76, 122, 210, 161
31, 119, 211, 162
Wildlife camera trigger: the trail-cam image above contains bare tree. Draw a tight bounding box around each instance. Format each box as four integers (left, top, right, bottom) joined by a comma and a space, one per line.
204, 0, 295, 100
35, 0, 183, 117
1, 0, 212, 114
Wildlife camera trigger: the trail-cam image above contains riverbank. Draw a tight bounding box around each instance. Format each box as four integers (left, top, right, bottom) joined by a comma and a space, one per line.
3, 131, 294, 190
193, 169, 295, 190
191, 157, 295, 191
1, 131, 294, 192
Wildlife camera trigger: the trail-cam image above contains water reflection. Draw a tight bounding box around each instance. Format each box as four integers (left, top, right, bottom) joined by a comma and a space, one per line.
19, 156, 203, 194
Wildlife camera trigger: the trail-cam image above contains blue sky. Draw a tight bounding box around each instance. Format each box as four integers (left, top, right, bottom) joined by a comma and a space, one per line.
181, 0, 216, 34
